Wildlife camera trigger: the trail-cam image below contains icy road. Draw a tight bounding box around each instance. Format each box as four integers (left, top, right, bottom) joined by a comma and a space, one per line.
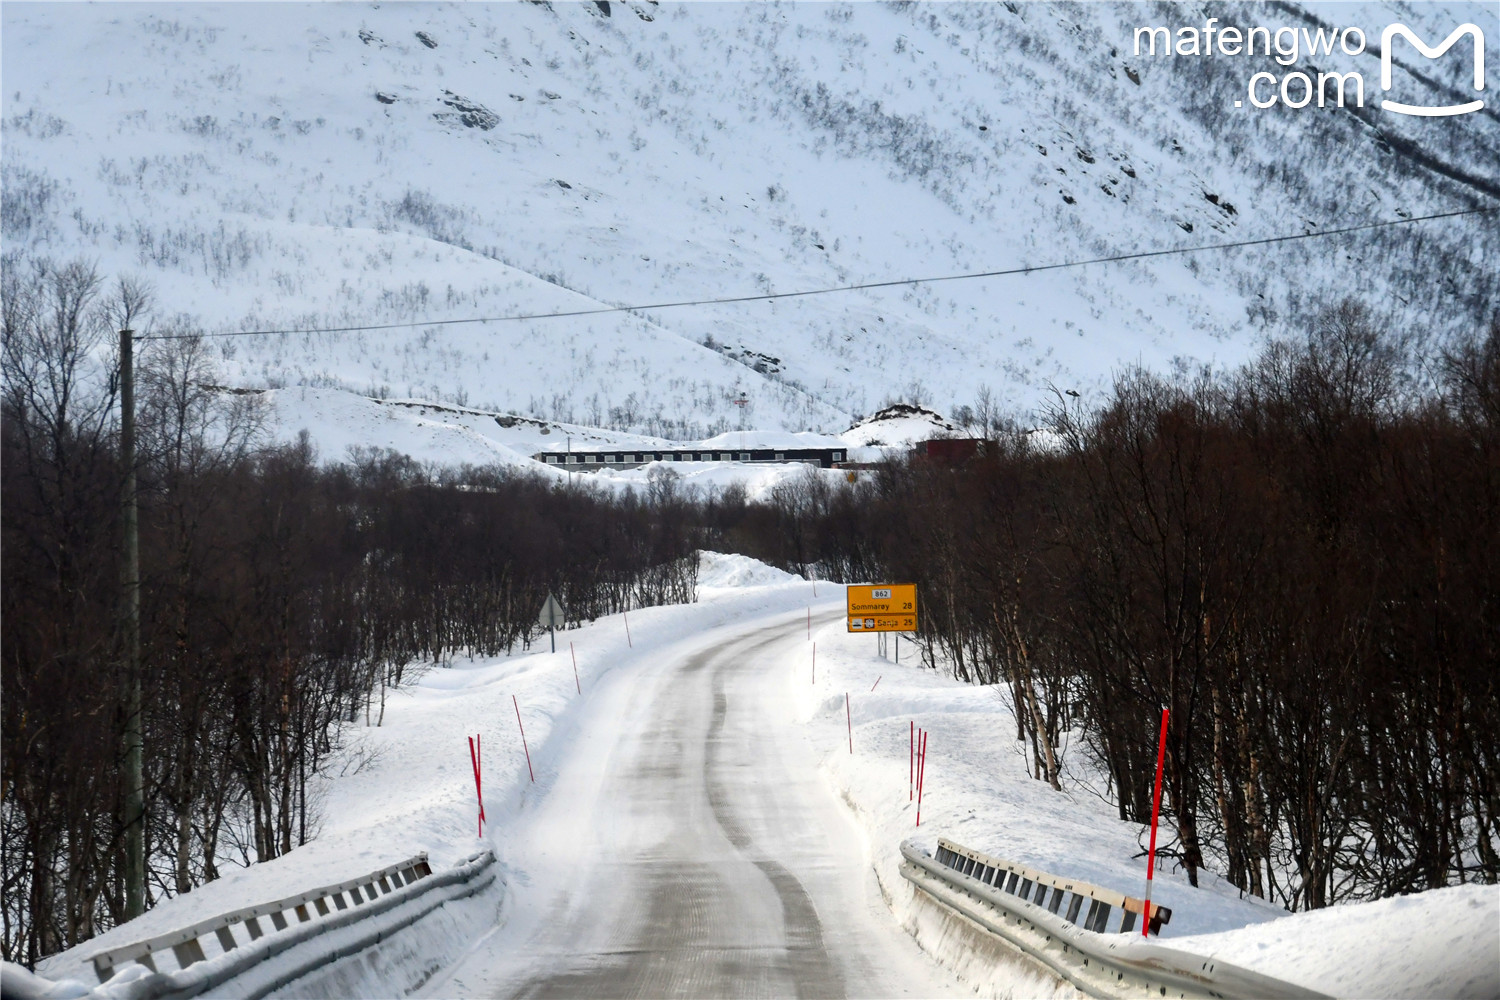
424, 615, 964, 998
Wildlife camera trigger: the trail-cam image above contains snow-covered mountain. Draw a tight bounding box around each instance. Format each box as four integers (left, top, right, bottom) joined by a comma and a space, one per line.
3, 1, 1495, 453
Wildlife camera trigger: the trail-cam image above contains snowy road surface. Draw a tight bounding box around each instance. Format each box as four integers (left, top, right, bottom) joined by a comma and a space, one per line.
424, 614, 966, 998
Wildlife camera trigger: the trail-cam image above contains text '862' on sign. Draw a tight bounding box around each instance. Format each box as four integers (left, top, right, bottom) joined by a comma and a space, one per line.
846, 583, 917, 632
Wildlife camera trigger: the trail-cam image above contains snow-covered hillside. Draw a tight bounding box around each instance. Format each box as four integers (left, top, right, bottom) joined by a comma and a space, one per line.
256, 385, 891, 493
3, 1, 1496, 442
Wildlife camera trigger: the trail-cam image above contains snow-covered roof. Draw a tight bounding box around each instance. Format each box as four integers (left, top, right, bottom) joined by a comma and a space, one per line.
689, 430, 850, 450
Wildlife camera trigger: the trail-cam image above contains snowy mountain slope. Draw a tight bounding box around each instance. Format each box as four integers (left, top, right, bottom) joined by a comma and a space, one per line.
260, 386, 673, 470
260, 385, 864, 496
3, 1, 1496, 440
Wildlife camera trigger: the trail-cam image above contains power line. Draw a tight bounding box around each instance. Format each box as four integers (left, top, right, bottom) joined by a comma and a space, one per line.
137, 205, 1495, 341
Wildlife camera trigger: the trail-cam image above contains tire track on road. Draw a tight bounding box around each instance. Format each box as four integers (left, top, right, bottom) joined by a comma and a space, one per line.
702, 629, 845, 999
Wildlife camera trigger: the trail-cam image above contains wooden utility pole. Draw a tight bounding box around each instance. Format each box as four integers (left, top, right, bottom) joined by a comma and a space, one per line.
120, 328, 145, 919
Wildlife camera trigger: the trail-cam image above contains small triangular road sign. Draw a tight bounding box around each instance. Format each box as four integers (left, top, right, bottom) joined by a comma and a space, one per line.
538, 592, 565, 629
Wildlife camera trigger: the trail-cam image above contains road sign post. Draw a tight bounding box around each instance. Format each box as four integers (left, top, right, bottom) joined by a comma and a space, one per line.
846, 584, 917, 633
538, 592, 565, 653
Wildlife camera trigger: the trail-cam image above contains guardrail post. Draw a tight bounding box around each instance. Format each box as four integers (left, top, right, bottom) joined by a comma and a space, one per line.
215, 926, 238, 953
172, 939, 208, 969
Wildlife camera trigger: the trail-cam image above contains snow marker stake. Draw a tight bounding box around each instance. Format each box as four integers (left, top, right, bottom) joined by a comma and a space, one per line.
916, 729, 928, 826
570, 642, 581, 695
870, 675, 881, 692
1143, 707, 1169, 936
846, 693, 853, 753
513, 695, 535, 783
909, 721, 914, 801
467, 735, 485, 837
624, 611, 632, 648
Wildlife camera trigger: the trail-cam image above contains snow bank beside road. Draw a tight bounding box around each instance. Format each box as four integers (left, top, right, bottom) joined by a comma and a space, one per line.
1170, 881, 1499, 999
788, 621, 1287, 942
790, 610, 1500, 998
697, 550, 805, 590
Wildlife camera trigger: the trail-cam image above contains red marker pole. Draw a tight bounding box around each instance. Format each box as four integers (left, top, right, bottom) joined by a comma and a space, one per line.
909, 721, 914, 801
1143, 708, 1170, 936
846, 693, 853, 753
468, 735, 485, 837
916, 729, 928, 827
467, 737, 477, 836
624, 611, 632, 648
570, 642, 581, 695
870, 675, 881, 692
513, 695, 535, 783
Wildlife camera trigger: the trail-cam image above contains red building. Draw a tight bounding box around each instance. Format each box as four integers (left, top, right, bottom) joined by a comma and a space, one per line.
911, 438, 986, 464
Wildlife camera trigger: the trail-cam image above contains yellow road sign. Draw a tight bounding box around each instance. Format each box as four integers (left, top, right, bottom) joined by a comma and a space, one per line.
847, 584, 917, 632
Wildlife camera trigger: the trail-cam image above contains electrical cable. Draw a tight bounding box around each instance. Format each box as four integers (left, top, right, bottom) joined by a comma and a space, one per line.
136, 205, 1495, 341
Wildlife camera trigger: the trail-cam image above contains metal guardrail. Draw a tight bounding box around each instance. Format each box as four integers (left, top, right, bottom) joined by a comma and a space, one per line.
934, 838, 1171, 935
87, 853, 435, 983
73, 849, 497, 1000
901, 839, 1328, 1000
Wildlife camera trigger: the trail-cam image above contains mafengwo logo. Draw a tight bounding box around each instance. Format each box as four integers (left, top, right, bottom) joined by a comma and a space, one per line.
1131, 18, 1486, 115
1381, 24, 1485, 116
